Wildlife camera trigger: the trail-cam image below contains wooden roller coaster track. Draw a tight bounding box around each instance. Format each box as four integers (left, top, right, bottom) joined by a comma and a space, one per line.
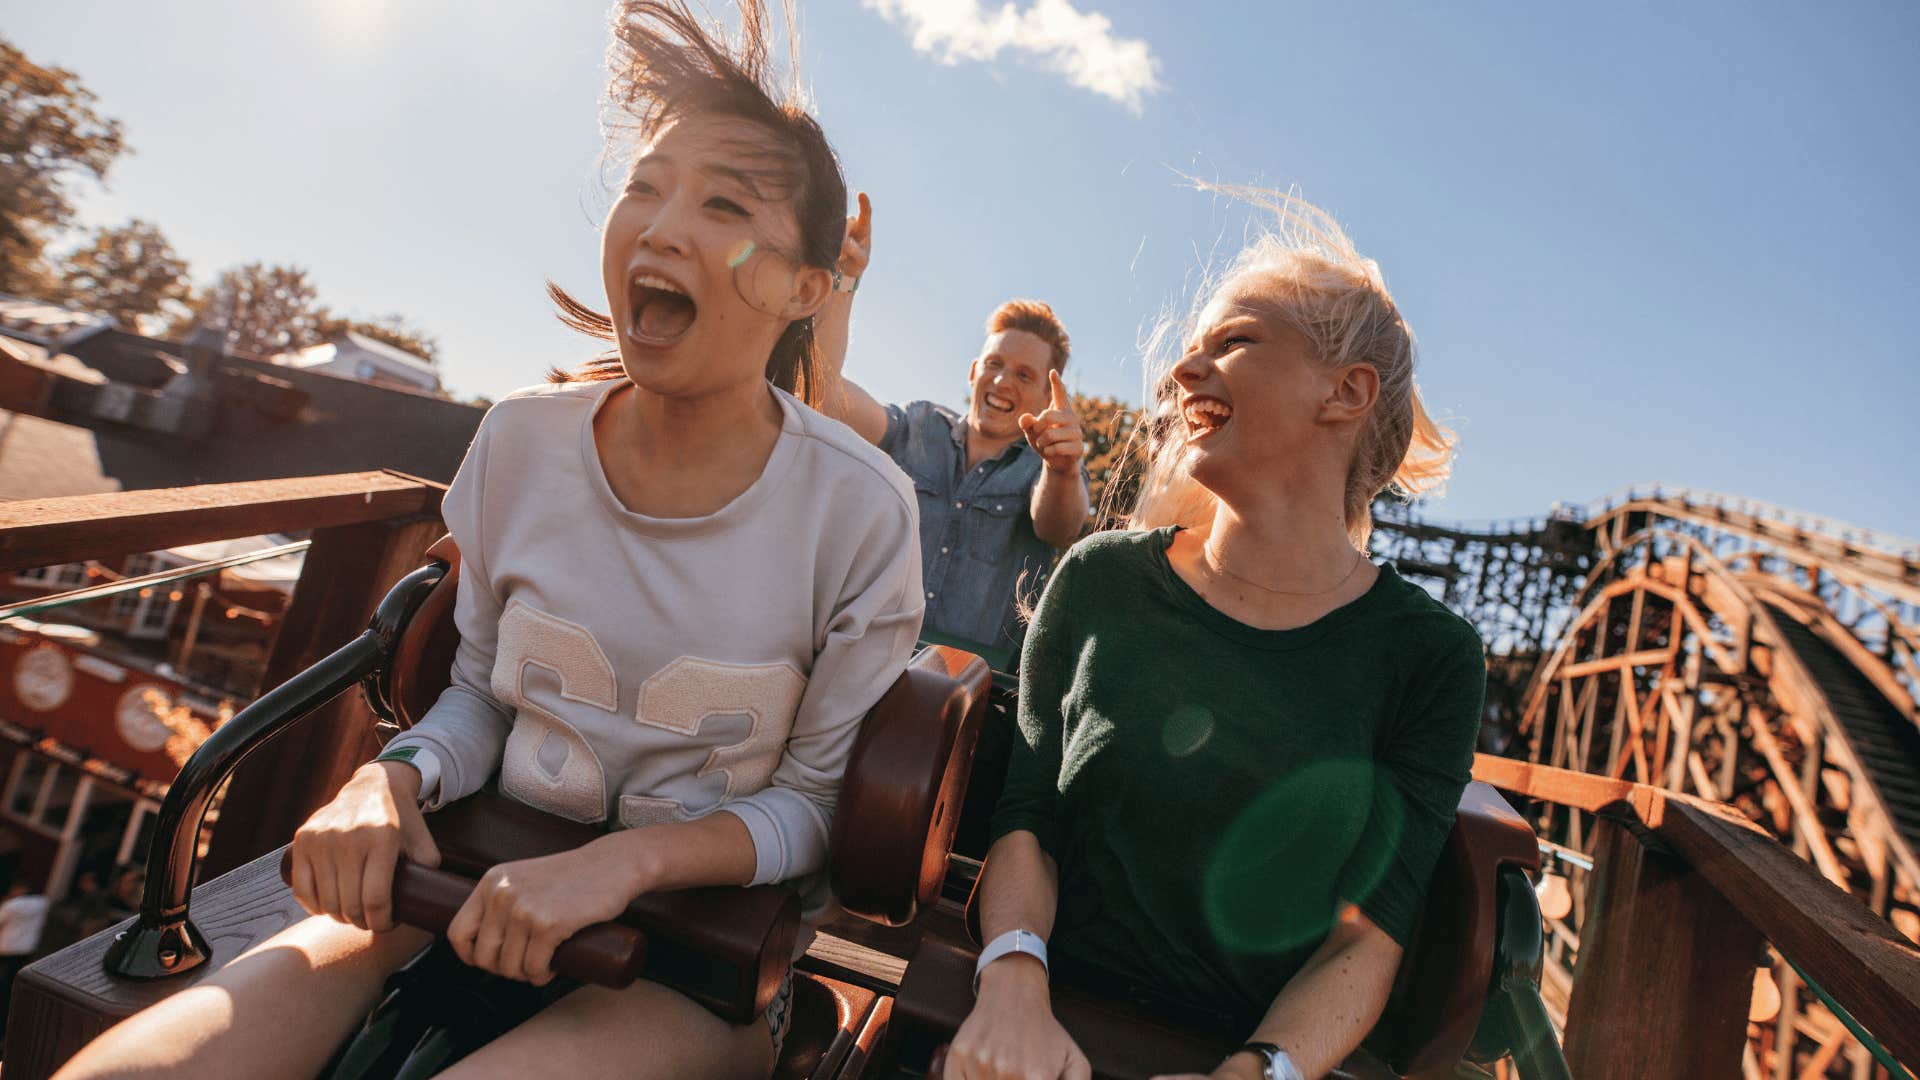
1374, 487, 1920, 1080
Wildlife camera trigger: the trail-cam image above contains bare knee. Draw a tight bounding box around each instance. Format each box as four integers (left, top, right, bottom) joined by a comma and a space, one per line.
55, 916, 428, 1080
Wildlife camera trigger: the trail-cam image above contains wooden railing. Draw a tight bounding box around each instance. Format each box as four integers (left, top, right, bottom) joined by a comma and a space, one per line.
1473, 755, 1920, 1078
0, 471, 446, 875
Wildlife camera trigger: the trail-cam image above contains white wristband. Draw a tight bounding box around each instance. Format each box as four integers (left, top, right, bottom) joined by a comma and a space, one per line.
973, 929, 1049, 996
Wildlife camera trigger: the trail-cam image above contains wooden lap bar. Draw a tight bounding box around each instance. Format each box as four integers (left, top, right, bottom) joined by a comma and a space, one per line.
264, 791, 799, 1017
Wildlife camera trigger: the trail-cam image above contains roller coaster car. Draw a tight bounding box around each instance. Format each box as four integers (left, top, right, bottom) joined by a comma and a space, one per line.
40, 537, 1567, 1080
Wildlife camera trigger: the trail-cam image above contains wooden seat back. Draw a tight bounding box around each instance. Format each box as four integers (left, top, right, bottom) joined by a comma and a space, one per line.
1368, 781, 1541, 1075
375, 533, 463, 730
830, 645, 991, 927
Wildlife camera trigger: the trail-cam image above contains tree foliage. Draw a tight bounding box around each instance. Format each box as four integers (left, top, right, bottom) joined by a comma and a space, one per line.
0, 40, 448, 377
169, 262, 444, 370
0, 38, 126, 297
1073, 392, 1146, 534
172, 262, 328, 357
58, 218, 190, 329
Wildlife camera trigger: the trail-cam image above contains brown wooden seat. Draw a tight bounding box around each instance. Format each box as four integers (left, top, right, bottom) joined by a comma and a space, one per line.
7, 542, 992, 1079
887, 781, 1543, 1080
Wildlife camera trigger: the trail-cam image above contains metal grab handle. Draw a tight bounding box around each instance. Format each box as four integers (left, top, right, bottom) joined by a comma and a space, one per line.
104, 561, 449, 980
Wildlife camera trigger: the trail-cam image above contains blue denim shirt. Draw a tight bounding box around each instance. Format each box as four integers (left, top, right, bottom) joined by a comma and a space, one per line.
880, 400, 1057, 661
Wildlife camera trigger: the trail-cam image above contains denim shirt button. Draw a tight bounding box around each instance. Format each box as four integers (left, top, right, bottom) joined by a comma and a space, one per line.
953, 501, 963, 509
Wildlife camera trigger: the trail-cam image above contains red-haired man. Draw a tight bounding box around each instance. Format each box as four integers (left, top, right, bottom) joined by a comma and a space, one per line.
815, 195, 1088, 666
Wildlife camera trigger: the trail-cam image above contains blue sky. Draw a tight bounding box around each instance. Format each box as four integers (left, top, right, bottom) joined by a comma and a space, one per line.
12, 1, 1918, 537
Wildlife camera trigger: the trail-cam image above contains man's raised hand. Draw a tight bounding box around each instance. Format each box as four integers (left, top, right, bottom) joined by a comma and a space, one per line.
1019, 369, 1086, 476
838, 191, 872, 282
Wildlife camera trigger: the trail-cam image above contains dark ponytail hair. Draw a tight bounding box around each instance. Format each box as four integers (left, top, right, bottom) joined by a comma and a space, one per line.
547, 0, 847, 406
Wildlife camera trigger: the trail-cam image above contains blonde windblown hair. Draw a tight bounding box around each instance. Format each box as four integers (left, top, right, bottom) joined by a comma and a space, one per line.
1126, 185, 1457, 550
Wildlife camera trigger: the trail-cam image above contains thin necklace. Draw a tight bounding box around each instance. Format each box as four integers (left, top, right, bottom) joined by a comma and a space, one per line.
1201, 539, 1368, 597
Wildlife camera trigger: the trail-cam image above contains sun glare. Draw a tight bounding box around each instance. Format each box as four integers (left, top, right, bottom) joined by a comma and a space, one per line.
321, 0, 385, 41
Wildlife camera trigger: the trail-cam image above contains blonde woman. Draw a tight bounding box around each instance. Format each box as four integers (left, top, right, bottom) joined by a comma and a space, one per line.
944, 190, 1483, 1080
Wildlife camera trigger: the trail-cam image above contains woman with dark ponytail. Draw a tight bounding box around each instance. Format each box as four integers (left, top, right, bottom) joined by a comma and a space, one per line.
59, 4, 921, 1077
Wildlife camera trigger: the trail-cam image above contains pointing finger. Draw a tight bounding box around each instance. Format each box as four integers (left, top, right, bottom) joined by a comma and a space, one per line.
1049, 369, 1070, 412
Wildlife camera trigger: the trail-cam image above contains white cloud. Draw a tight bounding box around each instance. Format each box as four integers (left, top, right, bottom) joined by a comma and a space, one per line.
863, 0, 1164, 115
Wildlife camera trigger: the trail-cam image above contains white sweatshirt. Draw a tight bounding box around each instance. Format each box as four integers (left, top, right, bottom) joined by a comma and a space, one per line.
383, 379, 923, 900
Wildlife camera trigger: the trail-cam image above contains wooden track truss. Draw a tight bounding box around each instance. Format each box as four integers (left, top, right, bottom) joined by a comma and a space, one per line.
1527, 514, 1915, 1077
1377, 489, 1920, 1078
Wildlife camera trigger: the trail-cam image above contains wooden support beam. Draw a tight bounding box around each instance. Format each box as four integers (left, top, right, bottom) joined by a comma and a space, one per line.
0, 471, 443, 573
1563, 816, 1764, 1078
1743, 709, 1847, 887
201, 514, 445, 877
1559, 648, 1675, 680
1656, 798, 1920, 1069
1476, 754, 1920, 1069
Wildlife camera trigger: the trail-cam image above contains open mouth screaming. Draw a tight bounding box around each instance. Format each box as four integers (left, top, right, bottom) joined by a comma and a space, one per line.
626, 272, 698, 347
1183, 395, 1232, 440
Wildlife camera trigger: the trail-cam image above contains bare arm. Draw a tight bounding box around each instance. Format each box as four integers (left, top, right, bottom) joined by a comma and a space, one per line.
600, 811, 759, 891
446, 811, 762, 987
1022, 370, 1091, 547
1030, 460, 1090, 548
974, 829, 1061, 970
1154, 908, 1403, 1080
945, 830, 1089, 1080
812, 192, 889, 445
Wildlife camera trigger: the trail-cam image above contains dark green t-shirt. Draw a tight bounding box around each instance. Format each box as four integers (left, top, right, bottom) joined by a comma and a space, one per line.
989, 528, 1485, 1027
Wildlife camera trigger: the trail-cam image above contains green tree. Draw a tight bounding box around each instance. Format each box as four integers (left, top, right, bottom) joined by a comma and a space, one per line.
172, 262, 328, 357
317, 311, 438, 364
0, 38, 126, 297
58, 218, 190, 329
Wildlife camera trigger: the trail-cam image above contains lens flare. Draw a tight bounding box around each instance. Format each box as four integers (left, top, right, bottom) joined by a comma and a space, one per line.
1161, 705, 1214, 758
727, 239, 756, 268
1202, 758, 1395, 952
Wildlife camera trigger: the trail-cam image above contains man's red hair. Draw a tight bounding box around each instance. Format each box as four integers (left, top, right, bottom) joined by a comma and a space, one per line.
987, 300, 1070, 371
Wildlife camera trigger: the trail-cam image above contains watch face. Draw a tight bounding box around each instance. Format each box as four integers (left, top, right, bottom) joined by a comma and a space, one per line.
116, 684, 177, 753
14, 645, 74, 712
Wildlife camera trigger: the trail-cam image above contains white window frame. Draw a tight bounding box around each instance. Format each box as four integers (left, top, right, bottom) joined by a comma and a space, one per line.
112, 554, 180, 640
111, 554, 158, 619
2, 753, 67, 837
134, 594, 178, 638
116, 798, 164, 867
12, 563, 88, 589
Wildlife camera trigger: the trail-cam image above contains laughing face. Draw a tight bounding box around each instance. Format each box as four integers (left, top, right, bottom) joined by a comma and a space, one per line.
965, 329, 1055, 441
601, 114, 830, 399
1170, 272, 1339, 493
